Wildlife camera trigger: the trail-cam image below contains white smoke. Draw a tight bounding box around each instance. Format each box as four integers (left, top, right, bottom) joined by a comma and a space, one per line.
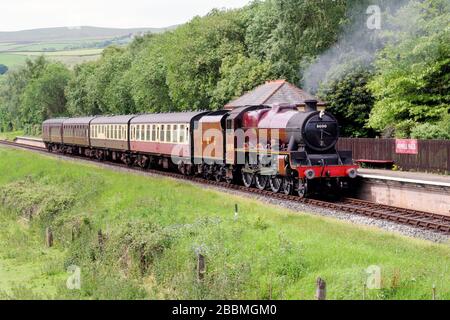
302, 0, 413, 94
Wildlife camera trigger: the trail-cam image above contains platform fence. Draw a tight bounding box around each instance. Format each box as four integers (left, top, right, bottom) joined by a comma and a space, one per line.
337, 138, 450, 173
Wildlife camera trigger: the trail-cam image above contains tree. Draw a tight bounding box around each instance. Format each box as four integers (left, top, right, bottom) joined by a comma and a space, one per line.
128, 36, 173, 113
368, 0, 450, 135
20, 62, 71, 126
213, 54, 276, 108
318, 68, 376, 137
163, 9, 248, 110
66, 62, 101, 116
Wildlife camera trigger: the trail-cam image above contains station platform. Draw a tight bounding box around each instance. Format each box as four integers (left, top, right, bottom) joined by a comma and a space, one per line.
356, 169, 450, 217
358, 168, 450, 188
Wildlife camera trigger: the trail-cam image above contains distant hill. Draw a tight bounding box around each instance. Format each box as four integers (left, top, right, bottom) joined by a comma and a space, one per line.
0, 26, 177, 43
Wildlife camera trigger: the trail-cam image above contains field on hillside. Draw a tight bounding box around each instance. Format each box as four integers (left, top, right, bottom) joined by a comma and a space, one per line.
0, 26, 176, 70
0, 147, 448, 300
0, 46, 103, 69
0, 53, 28, 69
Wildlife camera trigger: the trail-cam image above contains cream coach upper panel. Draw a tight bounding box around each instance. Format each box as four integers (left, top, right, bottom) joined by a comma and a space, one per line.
130, 123, 190, 145
91, 124, 128, 141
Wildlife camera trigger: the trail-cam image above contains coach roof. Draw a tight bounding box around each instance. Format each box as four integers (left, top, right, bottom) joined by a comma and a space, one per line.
91, 115, 137, 125
131, 112, 208, 124
63, 117, 97, 125
43, 118, 68, 125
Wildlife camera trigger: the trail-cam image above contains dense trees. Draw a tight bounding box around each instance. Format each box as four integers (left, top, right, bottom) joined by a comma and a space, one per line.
0, 57, 70, 133
368, 0, 450, 138
0, 0, 448, 139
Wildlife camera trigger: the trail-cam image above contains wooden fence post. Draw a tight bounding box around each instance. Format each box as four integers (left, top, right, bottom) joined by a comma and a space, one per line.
315, 278, 326, 300
197, 254, 206, 282
46, 227, 53, 248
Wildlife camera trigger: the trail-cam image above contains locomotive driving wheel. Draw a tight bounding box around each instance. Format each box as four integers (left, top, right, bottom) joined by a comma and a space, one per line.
282, 177, 294, 195
242, 170, 254, 188
269, 176, 283, 193
255, 174, 269, 190
297, 180, 308, 199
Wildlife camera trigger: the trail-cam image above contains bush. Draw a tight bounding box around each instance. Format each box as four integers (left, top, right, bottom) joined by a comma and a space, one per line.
394, 120, 417, 138
411, 123, 450, 140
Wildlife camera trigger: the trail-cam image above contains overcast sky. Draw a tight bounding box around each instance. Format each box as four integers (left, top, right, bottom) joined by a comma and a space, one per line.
1, 0, 252, 31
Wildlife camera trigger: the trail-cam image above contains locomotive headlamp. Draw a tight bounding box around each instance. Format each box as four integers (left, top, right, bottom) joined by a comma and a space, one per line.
305, 169, 316, 180
347, 168, 358, 179
319, 110, 325, 119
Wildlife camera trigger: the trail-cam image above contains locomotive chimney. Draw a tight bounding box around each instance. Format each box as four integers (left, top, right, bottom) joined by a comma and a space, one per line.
304, 100, 318, 112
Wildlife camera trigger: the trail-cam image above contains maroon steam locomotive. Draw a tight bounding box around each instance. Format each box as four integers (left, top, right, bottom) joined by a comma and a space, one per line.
42, 100, 358, 198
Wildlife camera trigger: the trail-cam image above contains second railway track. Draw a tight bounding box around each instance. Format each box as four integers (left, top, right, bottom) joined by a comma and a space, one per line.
1, 139, 449, 235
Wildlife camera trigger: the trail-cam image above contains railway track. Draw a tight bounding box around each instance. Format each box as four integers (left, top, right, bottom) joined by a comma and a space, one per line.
1, 139, 449, 235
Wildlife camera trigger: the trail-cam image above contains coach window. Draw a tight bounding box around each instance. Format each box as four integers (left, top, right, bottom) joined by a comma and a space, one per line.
146, 125, 150, 141
141, 125, 146, 141
150, 125, 155, 141
166, 125, 171, 143
159, 124, 166, 142
179, 125, 185, 143
186, 126, 190, 144
173, 125, 178, 143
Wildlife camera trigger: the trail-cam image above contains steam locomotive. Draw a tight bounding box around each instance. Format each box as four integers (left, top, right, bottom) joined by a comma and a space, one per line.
43, 100, 358, 198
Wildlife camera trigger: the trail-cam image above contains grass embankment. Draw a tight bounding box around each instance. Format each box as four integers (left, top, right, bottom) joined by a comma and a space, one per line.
0, 147, 449, 300
0, 131, 24, 141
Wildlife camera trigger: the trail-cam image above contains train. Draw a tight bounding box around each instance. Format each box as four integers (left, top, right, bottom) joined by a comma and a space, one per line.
42, 100, 358, 198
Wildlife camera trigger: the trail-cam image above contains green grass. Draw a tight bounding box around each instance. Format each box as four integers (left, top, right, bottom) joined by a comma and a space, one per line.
0, 146, 449, 300
12, 49, 103, 56
0, 53, 28, 68
0, 131, 24, 141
